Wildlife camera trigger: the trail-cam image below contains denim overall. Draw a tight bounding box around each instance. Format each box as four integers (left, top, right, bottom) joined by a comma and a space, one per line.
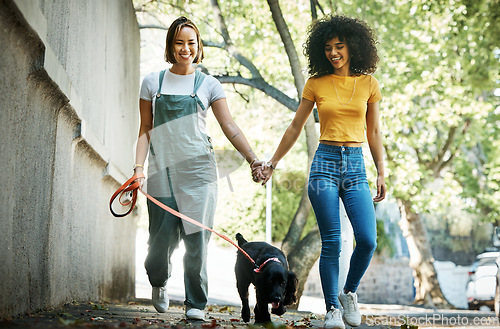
145, 70, 217, 310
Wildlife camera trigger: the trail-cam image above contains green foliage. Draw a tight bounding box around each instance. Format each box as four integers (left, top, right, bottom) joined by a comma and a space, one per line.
366, 0, 500, 221
424, 208, 494, 256
271, 170, 316, 241
375, 219, 395, 258
454, 111, 500, 223
204, 83, 310, 243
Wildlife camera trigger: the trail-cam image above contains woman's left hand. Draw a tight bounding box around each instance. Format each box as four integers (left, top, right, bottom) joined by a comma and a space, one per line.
373, 174, 386, 202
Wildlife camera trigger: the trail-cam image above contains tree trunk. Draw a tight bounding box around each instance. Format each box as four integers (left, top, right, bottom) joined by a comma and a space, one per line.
398, 199, 452, 308
266, 0, 320, 306
281, 115, 319, 308
286, 227, 321, 308
281, 115, 317, 256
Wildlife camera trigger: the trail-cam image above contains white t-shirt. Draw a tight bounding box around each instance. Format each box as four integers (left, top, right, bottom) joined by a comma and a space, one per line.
140, 69, 226, 134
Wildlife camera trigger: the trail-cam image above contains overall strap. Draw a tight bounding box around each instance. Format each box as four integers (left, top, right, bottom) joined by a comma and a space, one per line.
193, 70, 206, 94
157, 70, 166, 95
192, 70, 207, 110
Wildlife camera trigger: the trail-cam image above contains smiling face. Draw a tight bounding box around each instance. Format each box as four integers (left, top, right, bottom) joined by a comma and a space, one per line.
164, 17, 204, 66
172, 26, 198, 66
324, 36, 351, 75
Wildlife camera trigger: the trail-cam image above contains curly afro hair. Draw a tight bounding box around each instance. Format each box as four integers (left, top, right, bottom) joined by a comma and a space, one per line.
304, 15, 379, 77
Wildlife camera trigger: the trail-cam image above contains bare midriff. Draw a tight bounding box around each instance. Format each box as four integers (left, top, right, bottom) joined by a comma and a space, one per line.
320, 140, 362, 147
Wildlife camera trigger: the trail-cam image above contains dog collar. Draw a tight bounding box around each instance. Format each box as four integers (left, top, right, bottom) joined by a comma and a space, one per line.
254, 257, 281, 273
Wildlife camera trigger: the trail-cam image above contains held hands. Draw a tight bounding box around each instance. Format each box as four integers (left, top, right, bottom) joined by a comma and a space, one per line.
251, 159, 387, 199
251, 160, 265, 183
250, 160, 275, 185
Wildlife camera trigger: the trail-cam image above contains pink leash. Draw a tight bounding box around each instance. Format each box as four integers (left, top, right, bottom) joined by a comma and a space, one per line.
110, 173, 258, 269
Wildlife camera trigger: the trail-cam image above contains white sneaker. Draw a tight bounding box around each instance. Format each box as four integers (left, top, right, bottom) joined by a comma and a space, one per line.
186, 307, 205, 320
339, 291, 361, 327
152, 286, 169, 313
324, 307, 345, 329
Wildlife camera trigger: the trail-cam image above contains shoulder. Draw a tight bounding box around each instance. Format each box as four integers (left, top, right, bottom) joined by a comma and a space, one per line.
369, 75, 381, 91
362, 74, 382, 102
141, 71, 162, 88
357, 74, 380, 87
201, 73, 225, 94
308, 74, 332, 84
143, 71, 160, 82
367, 74, 380, 84
306, 75, 333, 89
140, 71, 162, 100
202, 73, 222, 87
304, 76, 319, 87
360, 74, 379, 84
308, 74, 327, 81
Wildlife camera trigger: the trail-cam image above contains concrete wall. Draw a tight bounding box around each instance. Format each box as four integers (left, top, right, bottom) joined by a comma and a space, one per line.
303, 257, 469, 308
302, 258, 413, 304
356, 258, 415, 305
0, 0, 140, 317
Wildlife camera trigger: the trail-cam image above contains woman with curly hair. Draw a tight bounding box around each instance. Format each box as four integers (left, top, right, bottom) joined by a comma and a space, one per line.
256, 15, 386, 328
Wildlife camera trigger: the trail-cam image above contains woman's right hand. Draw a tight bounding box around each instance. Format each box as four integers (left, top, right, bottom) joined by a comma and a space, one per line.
259, 162, 275, 186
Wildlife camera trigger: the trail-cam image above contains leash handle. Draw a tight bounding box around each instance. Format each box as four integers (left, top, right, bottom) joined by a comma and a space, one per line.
109, 174, 257, 268
109, 173, 145, 217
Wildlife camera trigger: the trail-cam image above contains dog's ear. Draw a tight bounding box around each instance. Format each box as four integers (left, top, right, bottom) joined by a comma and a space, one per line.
284, 270, 298, 306
235, 233, 247, 247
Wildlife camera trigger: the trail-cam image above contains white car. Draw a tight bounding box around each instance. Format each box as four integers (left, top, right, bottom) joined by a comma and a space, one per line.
466, 251, 499, 310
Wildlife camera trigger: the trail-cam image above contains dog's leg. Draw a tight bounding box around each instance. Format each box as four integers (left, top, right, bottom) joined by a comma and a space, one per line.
284, 270, 298, 306
237, 280, 251, 322
254, 302, 271, 324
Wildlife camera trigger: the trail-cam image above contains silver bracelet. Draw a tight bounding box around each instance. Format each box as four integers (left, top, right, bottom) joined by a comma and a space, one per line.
267, 161, 276, 170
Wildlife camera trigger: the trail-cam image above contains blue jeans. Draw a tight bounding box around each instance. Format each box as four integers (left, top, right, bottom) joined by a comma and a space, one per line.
308, 144, 377, 310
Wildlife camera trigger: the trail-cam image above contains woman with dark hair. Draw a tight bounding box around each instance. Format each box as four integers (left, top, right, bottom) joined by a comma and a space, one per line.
134, 16, 262, 320
256, 15, 386, 328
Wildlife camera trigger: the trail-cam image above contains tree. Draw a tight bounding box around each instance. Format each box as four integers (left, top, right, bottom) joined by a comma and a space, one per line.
370, 0, 500, 307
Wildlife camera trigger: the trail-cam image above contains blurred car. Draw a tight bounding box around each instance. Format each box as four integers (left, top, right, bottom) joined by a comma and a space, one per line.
466, 251, 499, 310
495, 255, 500, 317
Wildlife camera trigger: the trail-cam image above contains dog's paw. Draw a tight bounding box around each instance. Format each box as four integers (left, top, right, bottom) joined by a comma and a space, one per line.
242, 307, 250, 323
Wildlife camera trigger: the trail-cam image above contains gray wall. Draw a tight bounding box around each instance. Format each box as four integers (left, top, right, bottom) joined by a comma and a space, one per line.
0, 0, 140, 317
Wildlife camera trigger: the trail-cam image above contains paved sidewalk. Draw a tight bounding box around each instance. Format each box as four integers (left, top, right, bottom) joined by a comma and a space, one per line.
3, 298, 500, 329
0, 298, 324, 329
3, 230, 499, 328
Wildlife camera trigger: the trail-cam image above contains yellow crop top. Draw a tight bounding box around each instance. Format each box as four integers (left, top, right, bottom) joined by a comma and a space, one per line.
302, 74, 382, 142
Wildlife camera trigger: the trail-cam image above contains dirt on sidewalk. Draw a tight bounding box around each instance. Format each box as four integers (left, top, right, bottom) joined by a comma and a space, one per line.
0, 299, 333, 329
7, 298, 497, 329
